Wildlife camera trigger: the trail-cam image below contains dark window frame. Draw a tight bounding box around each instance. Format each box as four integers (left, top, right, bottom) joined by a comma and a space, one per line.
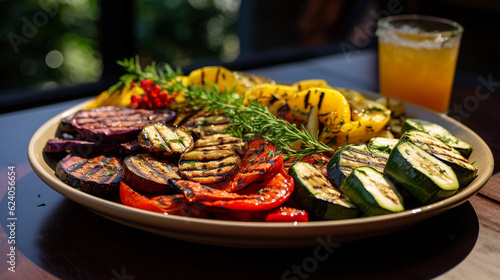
0, 0, 376, 114
0, 0, 134, 113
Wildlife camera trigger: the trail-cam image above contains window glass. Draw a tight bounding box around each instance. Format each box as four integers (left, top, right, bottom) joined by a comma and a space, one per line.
0, 0, 362, 96
133, 0, 364, 69
135, 0, 241, 67
0, 0, 101, 92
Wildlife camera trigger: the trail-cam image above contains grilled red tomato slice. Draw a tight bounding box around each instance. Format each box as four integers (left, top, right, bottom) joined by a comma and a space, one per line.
240, 140, 271, 167
298, 153, 331, 179
284, 153, 331, 179
265, 207, 309, 222
119, 182, 206, 217
173, 170, 294, 211
225, 140, 283, 193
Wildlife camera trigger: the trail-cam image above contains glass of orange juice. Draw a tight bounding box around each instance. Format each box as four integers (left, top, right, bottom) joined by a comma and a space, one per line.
376, 15, 463, 112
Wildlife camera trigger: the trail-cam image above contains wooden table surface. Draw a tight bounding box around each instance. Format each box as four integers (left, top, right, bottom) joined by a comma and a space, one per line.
0, 50, 499, 280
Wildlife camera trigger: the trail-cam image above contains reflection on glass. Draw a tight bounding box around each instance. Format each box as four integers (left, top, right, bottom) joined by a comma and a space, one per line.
0, 0, 102, 92
135, 0, 241, 67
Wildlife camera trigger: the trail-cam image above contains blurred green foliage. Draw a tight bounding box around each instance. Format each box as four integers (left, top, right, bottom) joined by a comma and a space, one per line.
0, 0, 101, 92
0, 0, 240, 93
136, 0, 240, 67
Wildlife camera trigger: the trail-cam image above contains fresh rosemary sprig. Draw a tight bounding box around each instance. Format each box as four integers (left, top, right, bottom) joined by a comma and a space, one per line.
228, 100, 335, 159
107, 56, 183, 95
181, 84, 334, 159
179, 81, 243, 113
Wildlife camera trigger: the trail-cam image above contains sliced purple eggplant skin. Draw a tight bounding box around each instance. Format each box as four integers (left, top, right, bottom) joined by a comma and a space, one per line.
58, 115, 77, 134
71, 106, 176, 143
55, 154, 123, 196
44, 138, 139, 155
122, 153, 181, 194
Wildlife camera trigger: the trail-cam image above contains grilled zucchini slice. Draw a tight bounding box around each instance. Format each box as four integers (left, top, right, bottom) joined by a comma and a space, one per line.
138, 123, 194, 157
327, 143, 390, 188
194, 134, 248, 156
385, 141, 459, 204
179, 149, 241, 188
182, 114, 232, 137
340, 166, 404, 216
290, 162, 360, 220
400, 130, 477, 187
368, 137, 399, 153
402, 118, 473, 158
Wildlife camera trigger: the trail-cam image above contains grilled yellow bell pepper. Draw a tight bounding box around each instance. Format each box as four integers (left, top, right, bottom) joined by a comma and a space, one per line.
293, 79, 332, 92
188, 66, 246, 93
84, 86, 144, 109
244, 83, 296, 105
334, 87, 364, 104
287, 88, 351, 126
319, 96, 391, 149
242, 81, 390, 149
285, 85, 391, 148
244, 79, 334, 106
233, 71, 275, 90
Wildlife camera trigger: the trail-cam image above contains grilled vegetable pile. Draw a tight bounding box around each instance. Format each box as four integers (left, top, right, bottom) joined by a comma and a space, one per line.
44, 57, 479, 222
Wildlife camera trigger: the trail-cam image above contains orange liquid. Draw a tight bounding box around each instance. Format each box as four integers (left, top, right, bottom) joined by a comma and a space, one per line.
378, 41, 460, 112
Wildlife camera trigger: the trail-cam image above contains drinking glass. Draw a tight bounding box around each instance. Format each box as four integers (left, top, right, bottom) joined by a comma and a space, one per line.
376, 15, 463, 112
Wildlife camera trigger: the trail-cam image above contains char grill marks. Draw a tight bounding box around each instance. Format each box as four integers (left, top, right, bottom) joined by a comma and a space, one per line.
44, 138, 139, 155
194, 134, 248, 156
56, 154, 122, 196
71, 106, 175, 142
409, 132, 469, 164
74, 107, 165, 130
224, 140, 283, 193
339, 148, 387, 174
182, 114, 231, 136
138, 123, 194, 157
179, 149, 241, 188
123, 153, 180, 194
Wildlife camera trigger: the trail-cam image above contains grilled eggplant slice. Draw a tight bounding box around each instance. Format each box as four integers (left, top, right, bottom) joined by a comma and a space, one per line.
71, 106, 175, 143
123, 153, 181, 193
194, 134, 248, 156
182, 114, 231, 137
138, 123, 194, 157
56, 154, 122, 196
59, 115, 77, 134
44, 138, 139, 155
179, 149, 241, 188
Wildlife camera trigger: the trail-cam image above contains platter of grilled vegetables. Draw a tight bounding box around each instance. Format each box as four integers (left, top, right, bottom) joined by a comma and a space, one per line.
28, 57, 494, 247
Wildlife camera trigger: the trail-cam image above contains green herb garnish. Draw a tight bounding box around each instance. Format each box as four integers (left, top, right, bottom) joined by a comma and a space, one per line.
168, 136, 186, 144
106, 56, 183, 95
357, 169, 367, 176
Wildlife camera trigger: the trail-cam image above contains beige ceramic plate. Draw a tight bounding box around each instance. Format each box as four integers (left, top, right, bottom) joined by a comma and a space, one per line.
28, 93, 494, 248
